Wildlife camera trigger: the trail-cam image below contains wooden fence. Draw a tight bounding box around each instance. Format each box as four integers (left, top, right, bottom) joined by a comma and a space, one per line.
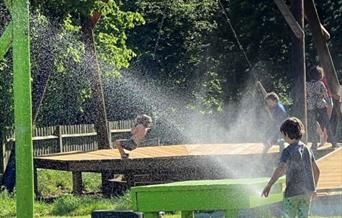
1, 120, 146, 174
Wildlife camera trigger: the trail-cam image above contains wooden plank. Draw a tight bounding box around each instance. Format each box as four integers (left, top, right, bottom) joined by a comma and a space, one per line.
317, 148, 342, 191
273, 0, 304, 39
35, 144, 280, 161
35, 145, 279, 178
37, 144, 284, 160
289, 0, 307, 142
33, 135, 58, 140
101, 171, 113, 197
256, 81, 267, 97
56, 125, 63, 153
62, 132, 97, 138
110, 129, 131, 133
34, 159, 69, 170
34, 144, 341, 192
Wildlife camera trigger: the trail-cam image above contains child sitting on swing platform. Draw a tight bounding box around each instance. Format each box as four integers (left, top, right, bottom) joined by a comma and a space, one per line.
114, 114, 152, 159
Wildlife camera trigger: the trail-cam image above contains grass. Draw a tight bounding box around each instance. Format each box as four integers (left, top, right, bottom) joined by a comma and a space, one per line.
1, 190, 339, 218
0, 169, 128, 217
0, 190, 131, 217
1, 169, 339, 218
161, 213, 341, 218
42, 217, 90, 218
37, 169, 102, 197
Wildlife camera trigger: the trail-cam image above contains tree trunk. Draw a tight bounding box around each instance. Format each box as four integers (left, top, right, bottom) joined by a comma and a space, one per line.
80, 14, 110, 149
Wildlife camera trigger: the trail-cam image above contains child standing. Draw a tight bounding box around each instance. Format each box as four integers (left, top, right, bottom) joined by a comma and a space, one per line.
262, 117, 320, 218
263, 92, 288, 153
307, 66, 337, 149
114, 114, 152, 159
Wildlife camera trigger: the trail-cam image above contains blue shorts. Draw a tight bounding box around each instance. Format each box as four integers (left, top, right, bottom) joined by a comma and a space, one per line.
118, 139, 137, 151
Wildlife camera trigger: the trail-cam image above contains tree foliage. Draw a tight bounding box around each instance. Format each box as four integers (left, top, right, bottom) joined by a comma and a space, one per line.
30, 0, 144, 125
124, 0, 341, 111
0, 0, 341, 130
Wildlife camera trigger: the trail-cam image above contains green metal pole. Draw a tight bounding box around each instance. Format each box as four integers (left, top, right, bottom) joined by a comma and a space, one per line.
12, 0, 34, 217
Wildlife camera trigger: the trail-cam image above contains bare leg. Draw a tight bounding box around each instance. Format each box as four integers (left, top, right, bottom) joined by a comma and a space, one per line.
327, 104, 333, 119
115, 140, 129, 158
316, 122, 325, 146
323, 128, 328, 145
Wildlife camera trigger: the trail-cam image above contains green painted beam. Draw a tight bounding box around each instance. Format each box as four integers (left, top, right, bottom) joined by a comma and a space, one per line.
131, 178, 284, 216
0, 22, 12, 60
12, 0, 34, 217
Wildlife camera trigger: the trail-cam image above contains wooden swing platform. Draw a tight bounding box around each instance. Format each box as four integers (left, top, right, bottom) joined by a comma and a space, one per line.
34, 143, 342, 195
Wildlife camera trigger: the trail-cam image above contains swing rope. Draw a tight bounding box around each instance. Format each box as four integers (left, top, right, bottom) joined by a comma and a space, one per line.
218, 0, 267, 96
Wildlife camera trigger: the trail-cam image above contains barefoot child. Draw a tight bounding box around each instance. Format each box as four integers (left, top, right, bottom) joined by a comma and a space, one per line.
307, 66, 337, 149
114, 114, 152, 159
262, 117, 320, 218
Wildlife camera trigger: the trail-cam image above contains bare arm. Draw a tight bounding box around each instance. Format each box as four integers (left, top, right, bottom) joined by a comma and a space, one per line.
262, 162, 286, 197
131, 127, 137, 135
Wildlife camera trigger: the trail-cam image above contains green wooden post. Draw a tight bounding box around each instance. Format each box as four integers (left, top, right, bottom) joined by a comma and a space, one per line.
12, 0, 34, 217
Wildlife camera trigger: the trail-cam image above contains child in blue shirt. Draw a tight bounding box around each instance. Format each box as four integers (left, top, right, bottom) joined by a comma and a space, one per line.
263, 92, 288, 153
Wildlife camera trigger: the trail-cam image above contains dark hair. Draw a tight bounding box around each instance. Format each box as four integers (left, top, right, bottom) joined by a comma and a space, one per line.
280, 117, 305, 140
265, 92, 279, 102
309, 66, 324, 81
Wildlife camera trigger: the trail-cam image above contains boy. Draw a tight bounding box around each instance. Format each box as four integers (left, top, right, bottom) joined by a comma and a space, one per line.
263, 92, 288, 153
262, 117, 320, 218
114, 114, 152, 159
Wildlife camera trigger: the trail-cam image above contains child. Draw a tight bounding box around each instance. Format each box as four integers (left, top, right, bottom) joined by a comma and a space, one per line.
263, 92, 288, 153
306, 66, 337, 149
114, 114, 152, 159
262, 117, 320, 218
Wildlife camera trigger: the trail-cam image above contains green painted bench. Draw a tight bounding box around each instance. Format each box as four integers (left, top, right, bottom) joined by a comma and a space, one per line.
131, 177, 284, 218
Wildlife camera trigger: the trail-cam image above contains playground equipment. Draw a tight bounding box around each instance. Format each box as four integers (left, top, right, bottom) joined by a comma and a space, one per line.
34, 143, 282, 196
0, 0, 34, 218
219, 0, 342, 140
0, 1, 341, 218
131, 177, 284, 218
274, 0, 342, 125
